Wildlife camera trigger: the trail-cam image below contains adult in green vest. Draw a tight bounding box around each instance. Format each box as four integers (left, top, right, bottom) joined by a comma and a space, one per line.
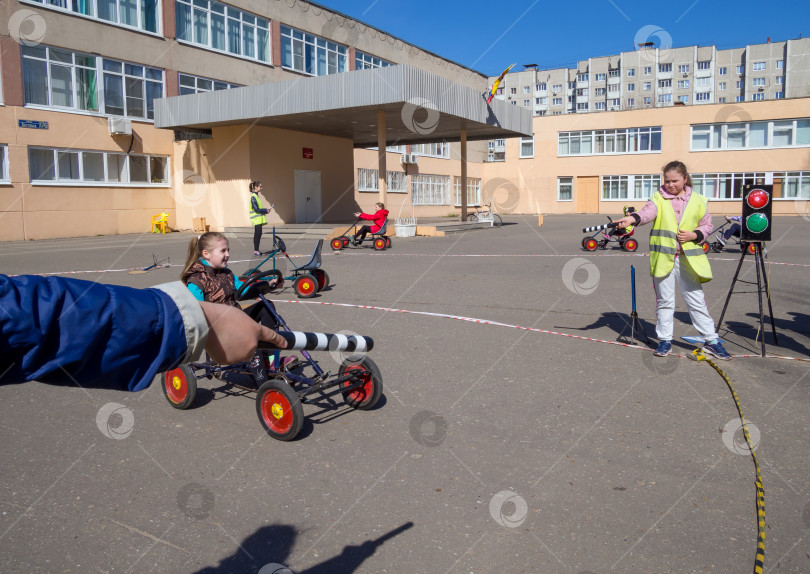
249, 181, 273, 256
615, 161, 731, 360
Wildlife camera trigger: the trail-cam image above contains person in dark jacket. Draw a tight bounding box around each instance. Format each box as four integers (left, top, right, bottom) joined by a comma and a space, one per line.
352, 202, 389, 245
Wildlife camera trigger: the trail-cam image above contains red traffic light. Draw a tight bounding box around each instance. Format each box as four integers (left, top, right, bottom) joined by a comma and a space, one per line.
746, 189, 770, 209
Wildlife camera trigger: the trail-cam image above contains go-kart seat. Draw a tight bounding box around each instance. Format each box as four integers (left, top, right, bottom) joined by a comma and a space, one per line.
370, 219, 388, 238
291, 239, 323, 272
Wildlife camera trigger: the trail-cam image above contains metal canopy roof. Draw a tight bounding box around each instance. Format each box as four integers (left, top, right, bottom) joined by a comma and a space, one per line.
154, 65, 532, 147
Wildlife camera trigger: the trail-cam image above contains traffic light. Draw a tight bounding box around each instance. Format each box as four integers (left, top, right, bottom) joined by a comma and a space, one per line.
741, 184, 772, 242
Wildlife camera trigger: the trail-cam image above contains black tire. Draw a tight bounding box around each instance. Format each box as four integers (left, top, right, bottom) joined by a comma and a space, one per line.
373, 237, 387, 251
492, 214, 503, 228
384, 236, 392, 248
623, 238, 639, 252
312, 269, 329, 291
256, 378, 304, 441
581, 236, 592, 249
583, 238, 599, 251
293, 274, 318, 298
330, 237, 344, 251
339, 356, 383, 410
163, 365, 198, 409
466, 214, 478, 222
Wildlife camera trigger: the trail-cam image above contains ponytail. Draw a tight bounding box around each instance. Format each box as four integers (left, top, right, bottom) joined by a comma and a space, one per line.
181, 231, 228, 282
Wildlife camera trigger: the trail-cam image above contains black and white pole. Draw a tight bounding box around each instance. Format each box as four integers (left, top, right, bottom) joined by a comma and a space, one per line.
582, 222, 619, 233
258, 331, 374, 353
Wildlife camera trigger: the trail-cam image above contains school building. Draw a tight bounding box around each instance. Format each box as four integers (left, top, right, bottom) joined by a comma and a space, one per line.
1, 0, 808, 241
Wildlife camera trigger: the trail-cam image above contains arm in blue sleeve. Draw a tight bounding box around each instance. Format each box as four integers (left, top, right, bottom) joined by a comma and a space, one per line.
0, 275, 208, 392
251, 196, 270, 215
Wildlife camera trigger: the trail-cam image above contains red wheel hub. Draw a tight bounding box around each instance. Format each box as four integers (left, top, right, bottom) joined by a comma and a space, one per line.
331, 239, 343, 249
261, 391, 294, 433
298, 279, 315, 295
342, 365, 372, 403
165, 369, 188, 404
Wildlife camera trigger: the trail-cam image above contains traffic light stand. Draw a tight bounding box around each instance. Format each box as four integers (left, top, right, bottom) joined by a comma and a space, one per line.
715, 243, 778, 357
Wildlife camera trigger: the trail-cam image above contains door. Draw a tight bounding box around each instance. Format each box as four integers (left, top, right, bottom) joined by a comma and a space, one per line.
576, 176, 600, 213
294, 170, 322, 223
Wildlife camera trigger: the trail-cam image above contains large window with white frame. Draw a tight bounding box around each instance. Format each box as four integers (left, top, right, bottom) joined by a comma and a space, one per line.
778, 172, 810, 198
558, 127, 662, 156
691, 118, 810, 151
412, 174, 449, 205
102, 58, 163, 119
519, 135, 534, 158
411, 142, 449, 158
357, 168, 406, 193
280, 25, 347, 76
23, 0, 160, 34
28, 147, 169, 185
22, 45, 99, 112
601, 174, 661, 200
557, 177, 573, 201
176, 0, 270, 63
0, 145, 9, 184
690, 172, 766, 200
356, 51, 392, 69
453, 176, 481, 207
179, 73, 240, 95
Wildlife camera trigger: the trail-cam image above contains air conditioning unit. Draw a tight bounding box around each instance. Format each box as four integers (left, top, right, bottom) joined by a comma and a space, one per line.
757, 86, 765, 91
409, 154, 419, 164
400, 153, 409, 165
108, 117, 132, 136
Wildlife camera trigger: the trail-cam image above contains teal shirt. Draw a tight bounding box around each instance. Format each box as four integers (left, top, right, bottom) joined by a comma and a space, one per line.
186, 260, 244, 302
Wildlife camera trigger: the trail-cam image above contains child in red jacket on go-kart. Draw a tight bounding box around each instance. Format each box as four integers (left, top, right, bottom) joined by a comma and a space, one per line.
181, 232, 287, 381
352, 202, 389, 245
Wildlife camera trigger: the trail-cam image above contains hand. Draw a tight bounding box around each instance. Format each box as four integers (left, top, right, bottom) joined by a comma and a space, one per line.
676, 229, 697, 243
353, 212, 361, 218
614, 216, 635, 228
199, 302, 287, 364
724, 215, 732, 222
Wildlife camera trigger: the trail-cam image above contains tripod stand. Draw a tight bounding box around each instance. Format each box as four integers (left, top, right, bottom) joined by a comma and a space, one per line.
619, 265, 652, 345
715, 242, 778, 357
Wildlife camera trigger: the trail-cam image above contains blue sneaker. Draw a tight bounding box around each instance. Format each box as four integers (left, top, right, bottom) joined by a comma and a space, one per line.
703, 341, 732, 360
653, 340, 672, 357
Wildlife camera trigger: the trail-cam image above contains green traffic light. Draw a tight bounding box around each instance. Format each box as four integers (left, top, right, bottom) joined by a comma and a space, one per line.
746, 212, 769, 233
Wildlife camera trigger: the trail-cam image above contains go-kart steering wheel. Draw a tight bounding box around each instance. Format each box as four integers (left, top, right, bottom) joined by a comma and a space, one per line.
236, 269, 283, 300
273, 235, 287, 253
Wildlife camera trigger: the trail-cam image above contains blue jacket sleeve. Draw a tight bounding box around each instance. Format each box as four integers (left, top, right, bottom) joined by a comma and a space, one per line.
251, 196, 269, 215
0, 275, 206, 392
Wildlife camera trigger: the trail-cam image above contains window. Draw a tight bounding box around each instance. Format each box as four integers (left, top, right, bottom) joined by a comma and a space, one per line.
691, 118, 810, 150
775, 92, 784, 99
752, 78, 766, 87
552, 84, 562, 92
356, 51, 391, 69
659, 79, 671, 88
411, 174, 449, 205
697, 61, 711, 70
510, 87, 517, 95
601, 174, 661, 200
357, 168, 406, 193
594, 73, 606, 81
719, 97, 726, 103
658, 94, 672, 103
609, 69, 620, 78
22, 45, 99, 112
695, 77, 711, 87
643, 97, 652, 105
608, 83, 620, 93
523, 86, 531, 94
695, 92, 711, 102
691, 172, 766, 200
718, 67, 727, 75
28, 147, 169, 185
678, 64, 689, 73
568, 95, 575, 103
577, 73, 588, 82
453, 177, 481, 207
780, 171, 810, 198
102, 58, 163, 119
736, 65, 745, 74
536, 83, 547, 91
568, 81, 576, 90
776, 76, 783, 85
776, 60, 784, 69
595, 87, 606, 96
718, 82, 726, 90
280, 25, 346, 75
678, 95, 689, 103
736, 80, 743, 89
558, 126, 662, 156
0, 145, 8, 183
627, 83, 635, 91
735, 96, 744, 102
584, 102, 596, 110
26, 0, 159, 33
535, 97, 547, 105
552, 97, 562, 105
643, 66, 651, 75
411, 142, 449, 158
524, 99, 530, 106
609, 98, 621, 107
178, 73, 239, 94
627, 97, 635, 106
643, 82, 651, 91
677, 80, 689, 89
176, 0, 269, 62
557, 177, 573, 201
658, 63, 672, 73
627, 69, 635, 77
753, 62, 766, 71
752, 93, 765, 101
535, 110, 547, 116
576, 88, 588, 96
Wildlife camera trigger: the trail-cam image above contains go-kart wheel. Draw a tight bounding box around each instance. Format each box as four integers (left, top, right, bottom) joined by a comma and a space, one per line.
702, 242, 710, 253
341, 236, 350, 248
373, 237, 387, 250
466, 213, 478, 222
312, 269, 329, 291
384, 236, 392, 248
330, 237, 344, 251
293, 274, 318, 298
581, 236, 592, 249
745, 242, 757, 255
256, 378, 303, 441
492, 214, 503, 228
623, 238, 638, 252
163, 365, 197, 409
339, 356, 383, 410
584, 238, 599, 251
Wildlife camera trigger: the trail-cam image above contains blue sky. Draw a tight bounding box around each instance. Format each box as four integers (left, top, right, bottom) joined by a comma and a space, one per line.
320, 0, 810, 76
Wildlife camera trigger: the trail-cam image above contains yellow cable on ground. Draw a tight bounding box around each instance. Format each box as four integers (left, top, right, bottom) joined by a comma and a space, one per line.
691, 348, 765, 574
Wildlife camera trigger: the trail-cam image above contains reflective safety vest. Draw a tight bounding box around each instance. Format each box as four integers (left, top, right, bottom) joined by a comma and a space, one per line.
649, 191, 713, 282
249, 192, 267, 226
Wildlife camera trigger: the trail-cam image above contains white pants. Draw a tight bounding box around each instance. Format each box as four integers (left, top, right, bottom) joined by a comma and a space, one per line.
652, 256, 718, 342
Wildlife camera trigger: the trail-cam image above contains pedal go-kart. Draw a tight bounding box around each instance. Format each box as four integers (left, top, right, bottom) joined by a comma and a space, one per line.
701, 221, 765, 256
330, 219, 391, 251
581, 217, 639, 252
243, 233, 328, 299
160, 271, 383, 441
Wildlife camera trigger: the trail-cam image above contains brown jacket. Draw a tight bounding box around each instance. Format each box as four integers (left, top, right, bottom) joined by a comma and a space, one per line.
182, 261, 239, 307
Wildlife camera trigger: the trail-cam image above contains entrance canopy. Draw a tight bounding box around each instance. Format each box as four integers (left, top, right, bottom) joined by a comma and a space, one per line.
154, 65, 532, 146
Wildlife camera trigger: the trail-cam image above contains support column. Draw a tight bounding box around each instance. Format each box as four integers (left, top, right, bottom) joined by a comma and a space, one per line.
460, 129, 468, 221
377, 110, 387, 206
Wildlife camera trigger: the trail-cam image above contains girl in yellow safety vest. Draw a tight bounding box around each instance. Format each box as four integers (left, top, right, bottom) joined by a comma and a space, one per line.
615, 161, 732, 360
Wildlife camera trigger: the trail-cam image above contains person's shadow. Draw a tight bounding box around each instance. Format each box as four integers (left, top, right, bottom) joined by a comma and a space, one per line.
193, 521, 413, 574
719, 311, 810, 357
